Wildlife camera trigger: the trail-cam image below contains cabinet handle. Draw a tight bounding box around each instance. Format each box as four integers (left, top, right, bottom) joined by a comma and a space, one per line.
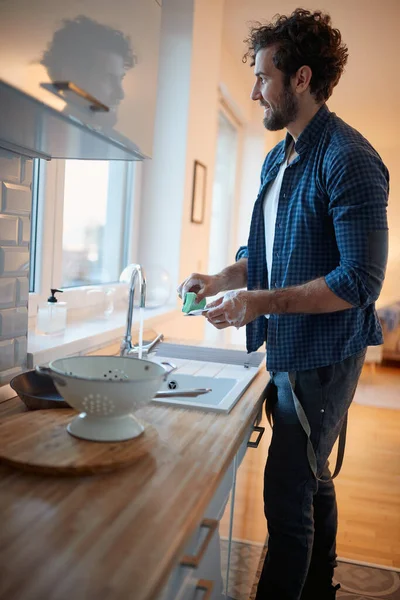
195, 579, 214, 599
180, 518, 218, 568
50, 81, 110, 112
247, 425, 265, 448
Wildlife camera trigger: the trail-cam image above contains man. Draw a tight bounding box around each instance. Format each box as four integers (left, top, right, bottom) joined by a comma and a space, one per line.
177, 8, 389, 600
41, 15, 135, 128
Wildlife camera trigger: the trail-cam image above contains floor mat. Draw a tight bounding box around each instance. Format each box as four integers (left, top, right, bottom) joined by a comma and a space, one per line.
220, 539, 400, 599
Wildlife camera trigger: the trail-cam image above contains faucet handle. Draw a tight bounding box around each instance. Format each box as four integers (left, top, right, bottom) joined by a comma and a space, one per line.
120, 339, 132, 356
144, 333, 164, 353
121, 332, 164, 357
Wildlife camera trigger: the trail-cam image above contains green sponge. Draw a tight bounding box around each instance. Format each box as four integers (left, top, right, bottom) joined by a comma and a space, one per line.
182, 292, 206, 314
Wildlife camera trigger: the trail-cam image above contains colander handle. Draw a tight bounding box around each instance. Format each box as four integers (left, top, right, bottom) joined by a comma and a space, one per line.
35, 365, 67, 387
160, 361, 177, 378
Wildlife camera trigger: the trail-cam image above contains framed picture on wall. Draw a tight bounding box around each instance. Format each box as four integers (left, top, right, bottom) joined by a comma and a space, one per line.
191, 160, 207, 224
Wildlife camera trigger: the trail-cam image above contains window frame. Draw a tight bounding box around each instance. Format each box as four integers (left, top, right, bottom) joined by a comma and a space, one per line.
215, 96, 244, 271
28, 158, 142, 319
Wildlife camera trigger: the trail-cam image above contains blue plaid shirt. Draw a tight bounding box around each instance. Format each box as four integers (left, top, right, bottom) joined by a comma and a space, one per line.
237, 104, 389, 371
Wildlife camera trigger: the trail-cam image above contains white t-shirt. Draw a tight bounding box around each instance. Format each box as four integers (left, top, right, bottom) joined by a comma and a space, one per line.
263, 159, 288, 318
263, 144, 297, 317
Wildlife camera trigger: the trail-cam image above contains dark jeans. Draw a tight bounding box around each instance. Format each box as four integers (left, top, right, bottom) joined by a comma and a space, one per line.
255, 349, 367, 600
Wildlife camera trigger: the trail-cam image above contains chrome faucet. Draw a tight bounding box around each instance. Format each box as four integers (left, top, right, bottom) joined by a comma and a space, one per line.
119, 263, 164, 357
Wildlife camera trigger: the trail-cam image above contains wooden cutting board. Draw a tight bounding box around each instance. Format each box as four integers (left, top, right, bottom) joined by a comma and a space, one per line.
0, 409, 158, 476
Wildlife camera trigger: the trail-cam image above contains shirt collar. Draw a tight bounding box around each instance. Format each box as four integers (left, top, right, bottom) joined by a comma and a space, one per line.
281, 103, 331, 157
274, 135, 297, 167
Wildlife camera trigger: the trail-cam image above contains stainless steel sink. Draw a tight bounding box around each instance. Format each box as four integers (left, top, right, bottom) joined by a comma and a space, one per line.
150, 343, 265, 413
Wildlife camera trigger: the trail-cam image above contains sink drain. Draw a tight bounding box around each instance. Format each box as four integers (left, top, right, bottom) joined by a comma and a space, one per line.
168, 380, 178, 390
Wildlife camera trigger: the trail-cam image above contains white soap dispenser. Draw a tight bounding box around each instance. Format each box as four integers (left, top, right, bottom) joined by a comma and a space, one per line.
37, 288, 67, 334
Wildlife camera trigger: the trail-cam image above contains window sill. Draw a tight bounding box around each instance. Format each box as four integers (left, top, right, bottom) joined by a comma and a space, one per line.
27, 304, 177, 367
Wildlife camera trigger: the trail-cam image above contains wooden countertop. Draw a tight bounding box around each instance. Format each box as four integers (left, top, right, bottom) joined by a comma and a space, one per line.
0, 320, 269, 600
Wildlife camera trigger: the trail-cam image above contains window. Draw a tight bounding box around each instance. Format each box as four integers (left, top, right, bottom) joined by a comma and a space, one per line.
29, 158, 140, 317
62, 161, 131, 287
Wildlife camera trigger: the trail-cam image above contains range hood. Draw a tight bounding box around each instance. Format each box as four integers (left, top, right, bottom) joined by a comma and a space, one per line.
0, 80, 146, 161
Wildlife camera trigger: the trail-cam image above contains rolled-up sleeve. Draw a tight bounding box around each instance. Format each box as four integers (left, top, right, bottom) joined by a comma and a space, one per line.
235, 245, 249, 262
324, 143, 389, 309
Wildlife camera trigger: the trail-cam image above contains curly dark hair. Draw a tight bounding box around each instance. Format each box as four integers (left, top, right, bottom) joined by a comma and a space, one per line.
243, 8, 348, 102
41, 15, 136, 79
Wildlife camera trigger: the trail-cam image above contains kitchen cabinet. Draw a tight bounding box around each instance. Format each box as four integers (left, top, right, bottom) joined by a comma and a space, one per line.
224, 413, 267, 599
0, 336, 270, 600
159, 461, 234, 600
159, 417, 265, 600
0, 0, 161, 159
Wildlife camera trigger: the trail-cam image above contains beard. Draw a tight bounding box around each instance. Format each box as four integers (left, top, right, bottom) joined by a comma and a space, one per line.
263, 84, 299, 131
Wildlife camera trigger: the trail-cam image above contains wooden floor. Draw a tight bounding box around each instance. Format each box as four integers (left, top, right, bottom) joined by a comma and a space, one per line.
219, 364, 400, 568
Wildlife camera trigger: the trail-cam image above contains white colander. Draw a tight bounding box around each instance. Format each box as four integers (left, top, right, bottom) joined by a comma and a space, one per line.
36, 356, 176, 442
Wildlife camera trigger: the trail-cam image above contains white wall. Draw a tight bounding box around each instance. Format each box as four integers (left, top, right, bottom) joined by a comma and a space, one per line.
222, 0, 400, 309
141, 0, 400, 315
138, 0, 226, 320
218, 36, 253, 124
178, 0, 225, 283
138, 0, 194, 302
138, 0, 271, 310
325, 0, 400, 307
218, 32, 268, 261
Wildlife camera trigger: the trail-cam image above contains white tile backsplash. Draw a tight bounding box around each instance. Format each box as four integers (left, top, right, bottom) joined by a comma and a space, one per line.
0, 338, 15, 371
0, 153, 32, 383
0, 215, 19, 245
0, 247, 30, 276
19, 216, 30, 245
20, 159, 33, 186
16, 276, 29, 307
0, 278, 16, 308
0, 307, 28, 339
0, 149, 21, 183
14, 336, 27, 367
1, 182, 31, 214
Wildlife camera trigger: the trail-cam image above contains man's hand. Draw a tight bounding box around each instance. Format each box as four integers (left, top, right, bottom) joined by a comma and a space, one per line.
177, 273, 223, 303
177, 259, 248, 304
206, 290, 260, 329
206, 278, 354, 328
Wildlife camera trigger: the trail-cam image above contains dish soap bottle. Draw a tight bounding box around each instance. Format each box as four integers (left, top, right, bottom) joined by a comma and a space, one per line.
37, 289, 67, 334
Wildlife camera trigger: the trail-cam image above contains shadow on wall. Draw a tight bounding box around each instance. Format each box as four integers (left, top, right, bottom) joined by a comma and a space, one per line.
39, 15, 136, 127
